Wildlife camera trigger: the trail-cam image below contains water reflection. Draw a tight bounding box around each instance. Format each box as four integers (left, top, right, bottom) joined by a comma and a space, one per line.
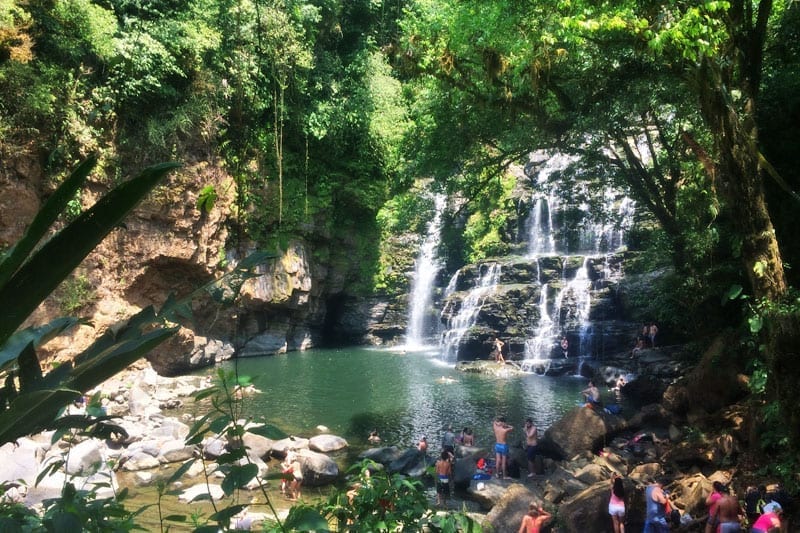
211, 348, 586, 452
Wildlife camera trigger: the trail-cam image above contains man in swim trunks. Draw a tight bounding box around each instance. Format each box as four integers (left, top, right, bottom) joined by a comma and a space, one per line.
493, 416, 513, 478
715, 493, 742, 532
435, 450, 453, 507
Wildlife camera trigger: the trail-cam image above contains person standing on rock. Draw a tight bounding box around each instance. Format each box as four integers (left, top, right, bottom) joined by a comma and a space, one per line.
560, 336, 569, 358
435, 450, 453, 507
492, 416, 513, 479
643, 477, 670, 533
609, 473, 626, 533
518, 502, 551, 533
492, 337, 505, 363
523, 418, 538, 478
648, 322, 659, 348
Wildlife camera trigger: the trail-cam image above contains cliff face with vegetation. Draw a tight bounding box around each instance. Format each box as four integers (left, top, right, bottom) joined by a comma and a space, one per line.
0, 150, 382, 375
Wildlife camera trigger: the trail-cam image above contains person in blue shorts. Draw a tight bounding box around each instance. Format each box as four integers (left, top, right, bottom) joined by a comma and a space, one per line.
492, 416, 513, 479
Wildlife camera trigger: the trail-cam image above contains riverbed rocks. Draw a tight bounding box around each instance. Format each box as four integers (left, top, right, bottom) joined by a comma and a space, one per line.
0, 362, 350, 513
539, 406, 626, 459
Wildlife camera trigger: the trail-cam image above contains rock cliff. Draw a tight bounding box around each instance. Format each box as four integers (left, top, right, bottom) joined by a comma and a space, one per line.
1, 154, 382, 375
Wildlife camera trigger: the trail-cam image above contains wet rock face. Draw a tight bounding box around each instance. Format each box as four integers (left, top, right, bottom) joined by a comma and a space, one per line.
438, 253, 638, 362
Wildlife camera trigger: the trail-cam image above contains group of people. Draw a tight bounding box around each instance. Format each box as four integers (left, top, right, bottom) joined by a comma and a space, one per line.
632, 322, 659, 357
616, 475, 788, 533
703, 481, 788, 533
279, 450, 303, 501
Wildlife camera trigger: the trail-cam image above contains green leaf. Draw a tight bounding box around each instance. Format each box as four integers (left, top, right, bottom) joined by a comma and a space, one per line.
163, 514, 188, 522
282, 506, 330, 532
0, 389, 81, 445
0, 318, 82, 373
0, 156, 96, 289
221, 463, 259, 495
209, 504, 248, 523
722, 284, 743, 305
0, 161, 180, 347
196, 185, 218, 213
749, 315, 763, 334
166, 459, 198, 485
17, 342, 43, 391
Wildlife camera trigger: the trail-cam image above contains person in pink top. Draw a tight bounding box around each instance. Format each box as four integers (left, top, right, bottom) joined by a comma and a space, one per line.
609, 473, 626, 533
751, 501, 782, 533
705, 481, 725, 533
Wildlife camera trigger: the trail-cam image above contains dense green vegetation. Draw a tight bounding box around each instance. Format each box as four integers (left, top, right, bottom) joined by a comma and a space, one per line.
1, 0, 800, 527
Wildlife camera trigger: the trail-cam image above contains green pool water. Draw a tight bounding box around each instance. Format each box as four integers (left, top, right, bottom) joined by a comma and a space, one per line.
208, 346, 590, 451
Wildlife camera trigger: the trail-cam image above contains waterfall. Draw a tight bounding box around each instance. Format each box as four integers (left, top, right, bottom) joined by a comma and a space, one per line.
528, 195, 556, 256
521, 256, 595, 372
520, 277, 554, 374
440, 263, 501, 362
566, 257, 593, 356
405, 193, 447, 348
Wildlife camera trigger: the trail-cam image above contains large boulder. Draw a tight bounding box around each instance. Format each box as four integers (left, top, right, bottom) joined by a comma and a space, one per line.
358, 446, 405, 465
557, 482, 614, 533
309, 434, 348, 453
65, 439, 104, 476
296, 449, 339, 486
271, 436, 309, 457
540, 407, 626, 459
388, 449, 429, 476
241, 432, 274, 460
482, 483, 542, 533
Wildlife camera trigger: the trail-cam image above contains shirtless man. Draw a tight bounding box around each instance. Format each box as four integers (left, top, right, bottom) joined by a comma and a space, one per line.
493, 416, 514, 478
524, 418, 539, 478
435, 450, 453, 507
492, 337, 506, 363
582, 380, 601, 406
716, 493, 742, 532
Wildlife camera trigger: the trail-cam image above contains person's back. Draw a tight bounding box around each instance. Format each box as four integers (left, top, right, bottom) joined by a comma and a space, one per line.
644, 481, 669, 533
716, 494, 741, 532
518, 504, 551, 533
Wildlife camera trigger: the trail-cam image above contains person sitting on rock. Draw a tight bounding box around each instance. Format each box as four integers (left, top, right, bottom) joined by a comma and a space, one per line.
581, 380, 601, 407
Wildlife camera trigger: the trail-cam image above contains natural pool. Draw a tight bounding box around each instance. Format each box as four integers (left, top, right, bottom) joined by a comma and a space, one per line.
121, 346, 596, 529
208, 346, 590, 452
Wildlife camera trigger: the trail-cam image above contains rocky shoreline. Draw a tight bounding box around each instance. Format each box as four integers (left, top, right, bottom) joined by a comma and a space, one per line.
0, 344, 793, 532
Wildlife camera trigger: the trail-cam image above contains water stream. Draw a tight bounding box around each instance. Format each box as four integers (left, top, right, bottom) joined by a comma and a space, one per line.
439, 263, 501, 361
405, 193, 447, 348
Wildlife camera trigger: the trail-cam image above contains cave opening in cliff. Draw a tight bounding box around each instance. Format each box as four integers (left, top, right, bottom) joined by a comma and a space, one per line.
321, 293, 354, 347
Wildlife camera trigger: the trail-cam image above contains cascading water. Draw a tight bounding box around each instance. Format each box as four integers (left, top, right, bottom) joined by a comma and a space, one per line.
440, 263, 501, 362
520, 151, 638, 373
405, 193, 447, 348
528, 196, 556, 256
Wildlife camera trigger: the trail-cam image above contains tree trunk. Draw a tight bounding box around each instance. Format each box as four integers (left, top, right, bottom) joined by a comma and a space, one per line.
696, 60, 787, 301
